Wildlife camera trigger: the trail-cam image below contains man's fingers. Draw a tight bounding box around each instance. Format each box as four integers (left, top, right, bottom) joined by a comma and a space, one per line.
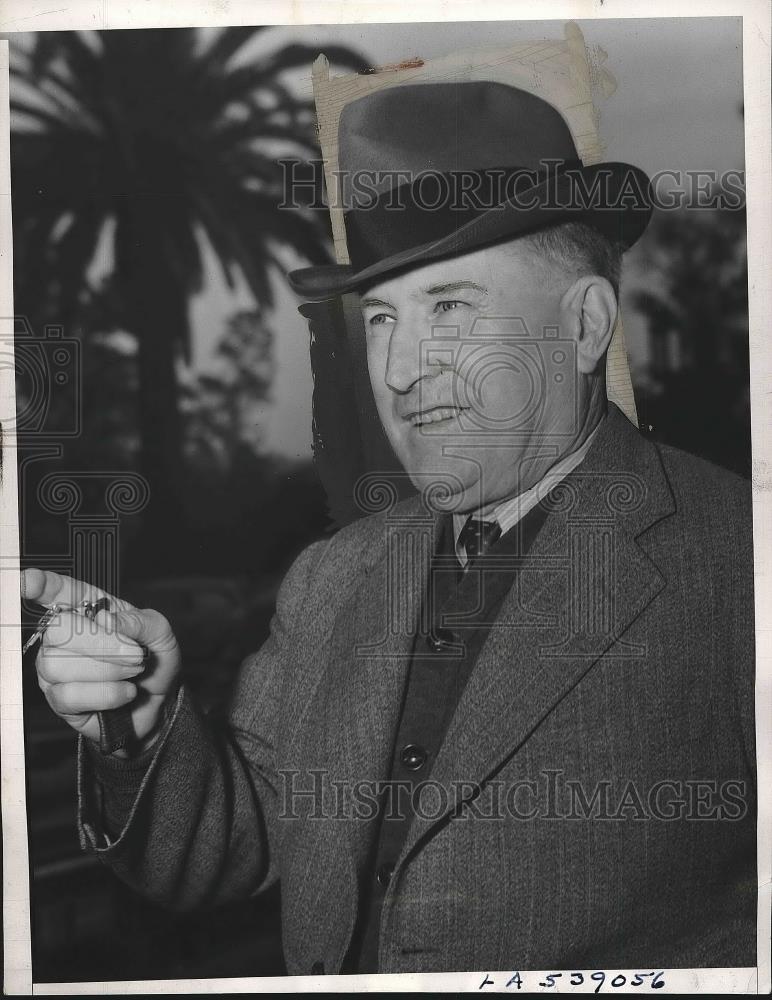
37, 650, 144, 685
38, 603, 174, 657
21, 573, 173, 661
41, 613, 144, 661
20, 568, 134, 614
20, 568, 48, 602
21, 568, 107, 609
45, 680, 137, 715
112, 607, 176, 653
25, 575, 181, 740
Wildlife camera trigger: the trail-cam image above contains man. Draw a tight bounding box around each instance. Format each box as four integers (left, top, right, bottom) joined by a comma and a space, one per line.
23, 81, 756, 975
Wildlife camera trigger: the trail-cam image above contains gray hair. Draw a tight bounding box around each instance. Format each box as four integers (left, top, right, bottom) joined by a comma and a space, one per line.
516, 221, 625, 296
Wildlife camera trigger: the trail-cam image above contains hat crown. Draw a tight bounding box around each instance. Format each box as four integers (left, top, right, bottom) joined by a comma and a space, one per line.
338, 81, 579, 204
287, 80, 652, 299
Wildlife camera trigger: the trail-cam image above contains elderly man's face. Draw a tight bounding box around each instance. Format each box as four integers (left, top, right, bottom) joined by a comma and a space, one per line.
361, 240, 593, 513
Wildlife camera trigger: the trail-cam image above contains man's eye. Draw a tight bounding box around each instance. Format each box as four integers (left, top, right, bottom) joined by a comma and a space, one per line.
435, 300, 465, 313
366, 313, 395, 326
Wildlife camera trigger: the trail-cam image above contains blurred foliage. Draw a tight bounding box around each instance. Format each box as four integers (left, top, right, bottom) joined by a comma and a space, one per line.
631, 200, 750, 478
182, 308, 275, 469
10, 27, 368, 566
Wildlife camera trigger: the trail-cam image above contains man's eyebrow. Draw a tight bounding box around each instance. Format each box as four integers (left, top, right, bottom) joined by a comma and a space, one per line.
360, 296, 395, 309
422, 280, 488, 296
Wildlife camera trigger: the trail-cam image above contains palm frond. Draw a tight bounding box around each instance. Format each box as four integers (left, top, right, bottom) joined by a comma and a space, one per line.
12, 129, 111, 201
159, 202, 206, 294
228, 189, 333, 268
190, 186, 261, 293
37, 64, 106, 126
209, 117, 318, 159
199, 43, 368, 111
52, 205, 106, 309
265, 43, 370, 76
202, 26, 268, 69
28, 32, 70, 76
10, 96, 96, 135
35, 31, 104, 93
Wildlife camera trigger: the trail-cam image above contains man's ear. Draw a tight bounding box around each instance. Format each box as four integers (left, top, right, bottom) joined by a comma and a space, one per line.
559, 275, 619, 374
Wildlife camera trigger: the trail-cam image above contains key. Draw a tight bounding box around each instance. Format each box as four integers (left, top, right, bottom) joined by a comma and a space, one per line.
23, 598, 97, 653
23, 605, 63, 655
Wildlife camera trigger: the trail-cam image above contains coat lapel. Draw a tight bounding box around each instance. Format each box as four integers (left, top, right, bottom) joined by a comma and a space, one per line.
397, 406, 677, 863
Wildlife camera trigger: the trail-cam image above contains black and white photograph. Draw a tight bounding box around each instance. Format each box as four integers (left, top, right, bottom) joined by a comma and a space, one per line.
0, 1, 769, 993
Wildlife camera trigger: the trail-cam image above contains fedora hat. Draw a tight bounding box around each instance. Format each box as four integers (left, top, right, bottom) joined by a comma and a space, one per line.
288, 81, 653, 300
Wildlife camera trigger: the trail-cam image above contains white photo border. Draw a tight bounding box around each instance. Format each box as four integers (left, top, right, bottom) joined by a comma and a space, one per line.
0, 1, 769, 994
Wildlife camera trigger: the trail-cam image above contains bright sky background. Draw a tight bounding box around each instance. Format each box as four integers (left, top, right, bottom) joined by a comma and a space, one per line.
188, 16, 744, 460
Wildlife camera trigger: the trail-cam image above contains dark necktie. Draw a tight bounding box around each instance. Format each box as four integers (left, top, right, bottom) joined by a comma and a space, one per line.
457, 516, 502, 572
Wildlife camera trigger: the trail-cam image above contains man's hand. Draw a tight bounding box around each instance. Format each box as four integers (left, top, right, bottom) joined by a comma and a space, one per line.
21, 569, 182, 750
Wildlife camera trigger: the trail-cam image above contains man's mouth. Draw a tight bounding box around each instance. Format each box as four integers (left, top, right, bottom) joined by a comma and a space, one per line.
404, 405, 467, 427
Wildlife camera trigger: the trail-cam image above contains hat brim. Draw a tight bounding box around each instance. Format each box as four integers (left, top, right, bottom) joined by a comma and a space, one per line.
288, 162, 652, 301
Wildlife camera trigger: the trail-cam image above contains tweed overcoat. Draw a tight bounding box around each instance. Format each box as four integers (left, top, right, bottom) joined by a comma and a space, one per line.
78, 404, 757, 974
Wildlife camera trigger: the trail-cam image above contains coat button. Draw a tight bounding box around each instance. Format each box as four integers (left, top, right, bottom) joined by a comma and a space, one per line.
376, 861, 395, 887
426, 627, 455, 652
400, 743, 427, 770
311, 960, 325, 975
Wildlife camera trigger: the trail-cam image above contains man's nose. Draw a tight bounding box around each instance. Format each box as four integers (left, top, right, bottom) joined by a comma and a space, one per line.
384, 318, 431, 393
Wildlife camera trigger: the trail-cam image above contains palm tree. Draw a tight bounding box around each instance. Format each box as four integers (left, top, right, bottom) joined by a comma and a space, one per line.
10, 28, 367, 563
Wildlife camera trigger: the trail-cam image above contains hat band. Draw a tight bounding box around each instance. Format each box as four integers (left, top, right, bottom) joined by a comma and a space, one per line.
344, 161, 583, 269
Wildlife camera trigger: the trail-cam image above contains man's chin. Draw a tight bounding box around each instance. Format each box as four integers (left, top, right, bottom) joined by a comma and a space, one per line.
402, 467, 478, 514
389, 436, 489, 510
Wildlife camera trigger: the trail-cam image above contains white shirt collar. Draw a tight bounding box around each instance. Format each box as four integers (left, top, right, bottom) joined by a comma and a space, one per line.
452, 417, 605, 567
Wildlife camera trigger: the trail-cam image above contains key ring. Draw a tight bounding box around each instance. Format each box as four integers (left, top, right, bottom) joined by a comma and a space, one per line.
81, 597, 111, 621
23, 597, 112, 654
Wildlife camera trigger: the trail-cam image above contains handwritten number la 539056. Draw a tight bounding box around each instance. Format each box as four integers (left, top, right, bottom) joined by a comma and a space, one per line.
481, 970, 666, 991
534, 970, 666, 992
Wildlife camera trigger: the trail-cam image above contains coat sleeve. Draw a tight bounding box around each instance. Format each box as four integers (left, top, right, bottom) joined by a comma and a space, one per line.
77, 538, 328, 911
